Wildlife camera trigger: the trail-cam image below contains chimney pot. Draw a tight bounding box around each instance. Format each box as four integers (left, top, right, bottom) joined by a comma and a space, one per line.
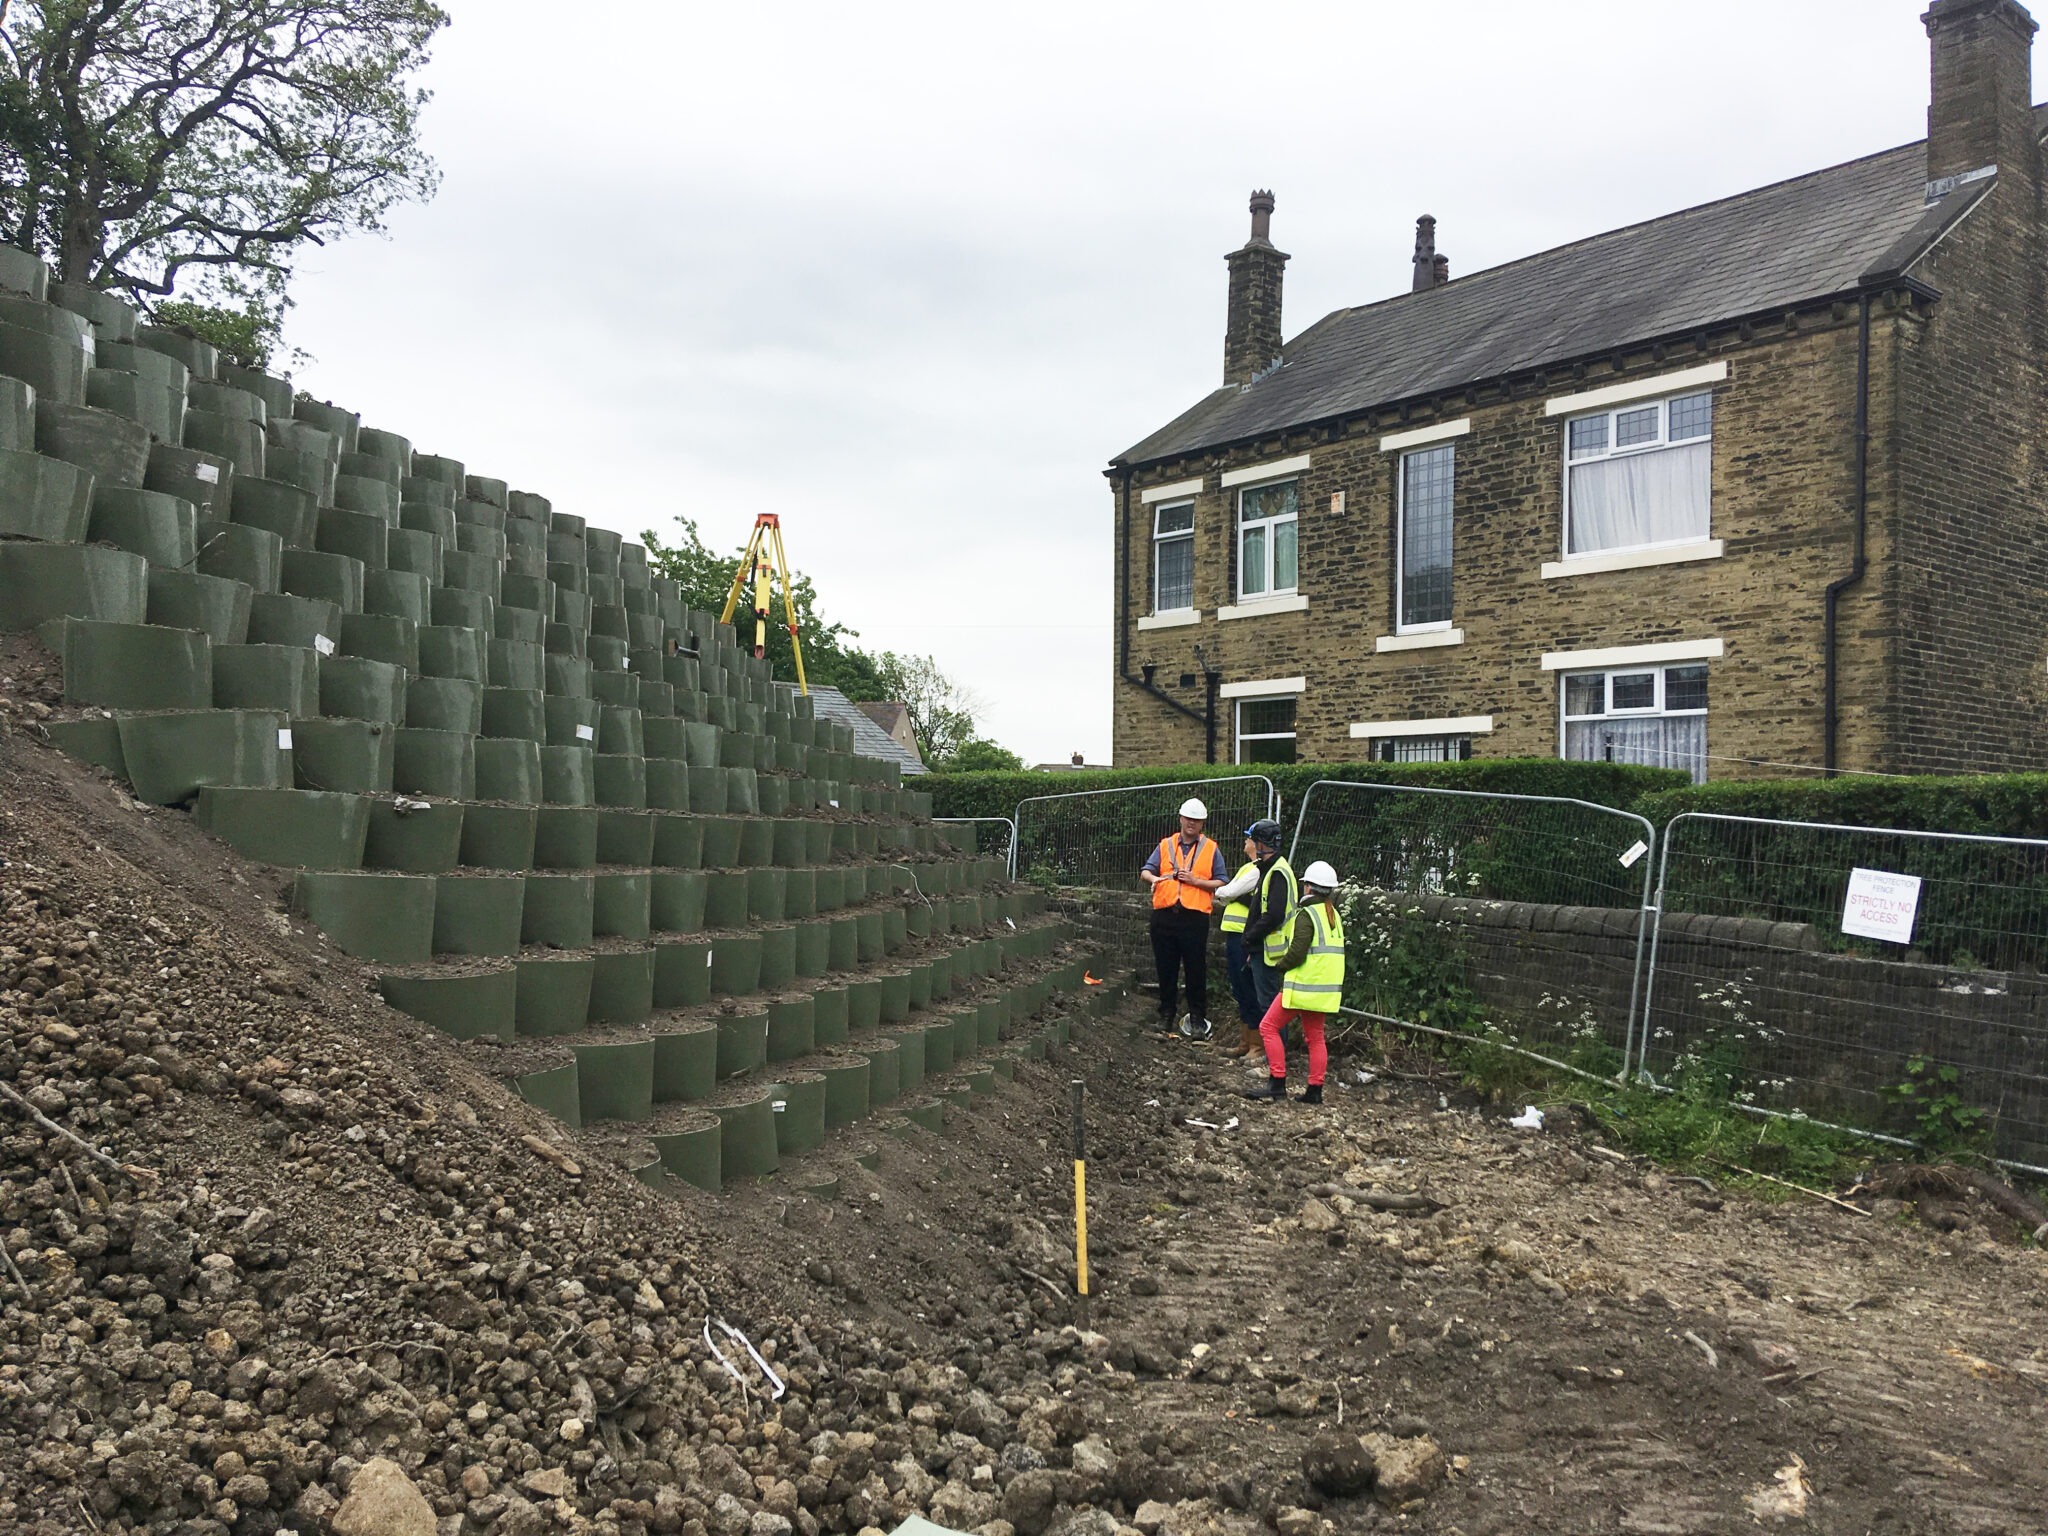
1412, 215, 1439, 292
1432, 253, 1451, 286
1248, 189, 1275, 243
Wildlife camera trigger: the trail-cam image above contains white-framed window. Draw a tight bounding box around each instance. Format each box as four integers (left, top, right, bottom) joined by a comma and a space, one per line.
1151, 500, 1194, 613
1236, 479, 1298, 600
1398, 443, 1455, 631
1561, 662, 1708, 783
1564, 390, 1713, 558
1235, 696, 1298, 764
1374, 734, 1472, 763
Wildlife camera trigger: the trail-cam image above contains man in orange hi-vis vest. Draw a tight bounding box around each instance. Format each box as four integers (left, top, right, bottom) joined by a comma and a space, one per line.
1139, 798, 1224, 1039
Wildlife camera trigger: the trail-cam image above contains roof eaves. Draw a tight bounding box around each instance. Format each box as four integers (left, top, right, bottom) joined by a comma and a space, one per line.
1859, 176, 1996, 285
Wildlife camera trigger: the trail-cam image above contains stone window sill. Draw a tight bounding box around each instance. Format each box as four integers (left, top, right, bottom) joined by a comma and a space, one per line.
1375, 628, 1464, 653
1136, 610, 1200, 631
1217, 593, 1309, 622
1541, 540, 1724, 580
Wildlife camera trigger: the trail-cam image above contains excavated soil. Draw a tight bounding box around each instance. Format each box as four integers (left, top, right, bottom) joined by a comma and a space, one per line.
0, 701, 2044, 1536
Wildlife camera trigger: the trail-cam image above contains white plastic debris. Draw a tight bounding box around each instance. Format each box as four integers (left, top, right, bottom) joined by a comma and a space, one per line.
1509, 1105, 1545, 1130
703, 1316, 785, 1400
1356, 1069, 1376, 1084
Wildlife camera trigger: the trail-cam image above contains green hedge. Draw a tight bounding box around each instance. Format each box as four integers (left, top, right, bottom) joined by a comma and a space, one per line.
925, 759, 1688, 823
1633, 773, 2048, 837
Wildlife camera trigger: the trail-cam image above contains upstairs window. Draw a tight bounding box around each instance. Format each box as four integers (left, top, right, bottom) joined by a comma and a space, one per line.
1398, 444, 1455, 630
1237, 479, 1298, 600
1565, 390, 1713, 558
1561, 662, 1709, 783
1152, 501, 1194, 613
1235, 697, 1298, 764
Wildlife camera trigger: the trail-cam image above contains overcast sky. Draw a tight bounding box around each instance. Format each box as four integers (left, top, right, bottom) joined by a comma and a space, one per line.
283, 0, 2026, 766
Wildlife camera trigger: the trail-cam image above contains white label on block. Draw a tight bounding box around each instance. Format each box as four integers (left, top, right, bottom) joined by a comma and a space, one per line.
1841, 867, 1922, 944
706, 951, 714, 967
81, 333, 95, 358
575, 723, 595, 741
276, 729, 294, 750
197, 463, 221, 484
312, 633, 335, 656
1619, 840, 1649, 869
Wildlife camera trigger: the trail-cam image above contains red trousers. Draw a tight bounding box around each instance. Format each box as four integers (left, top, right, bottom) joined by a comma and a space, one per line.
1258, 994, 1328, 1086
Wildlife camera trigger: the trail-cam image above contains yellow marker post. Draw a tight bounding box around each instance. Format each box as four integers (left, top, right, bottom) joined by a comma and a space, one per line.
1072, 1079, 1088, 1295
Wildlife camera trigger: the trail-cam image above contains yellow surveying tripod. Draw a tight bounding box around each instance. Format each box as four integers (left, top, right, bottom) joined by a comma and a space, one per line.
718, 513, 809, 695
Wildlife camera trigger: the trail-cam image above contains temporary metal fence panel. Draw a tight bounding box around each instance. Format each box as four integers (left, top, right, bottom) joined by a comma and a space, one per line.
1011, 776, 1278, 886
1642, 813, 2048, 1173
1289, 781, 1657, 1084
933, 817, 1016, 868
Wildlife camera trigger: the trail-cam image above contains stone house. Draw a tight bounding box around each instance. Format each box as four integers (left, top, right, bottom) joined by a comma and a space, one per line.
1108, 0, 2048, 780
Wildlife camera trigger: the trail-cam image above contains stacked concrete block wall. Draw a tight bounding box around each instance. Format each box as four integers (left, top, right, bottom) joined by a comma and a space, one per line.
0, 243, 1110, 1191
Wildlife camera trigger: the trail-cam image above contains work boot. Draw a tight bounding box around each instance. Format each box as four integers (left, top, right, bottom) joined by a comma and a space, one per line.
1243, 1075, 1287, 1102
1178, 1014, 1213, 1043
1221, 1027, 1257, 1058
1293, 1083, 1324, 1105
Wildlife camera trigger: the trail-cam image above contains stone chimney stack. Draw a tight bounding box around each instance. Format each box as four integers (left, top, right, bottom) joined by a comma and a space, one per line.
1923, 0, 2039, 187
1411, 215, 1438, 292
1223, 190, 1288, 385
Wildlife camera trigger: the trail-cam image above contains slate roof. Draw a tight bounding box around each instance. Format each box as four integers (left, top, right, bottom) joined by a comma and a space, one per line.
802, 684, 928, 775
1116, 121, 2036, 468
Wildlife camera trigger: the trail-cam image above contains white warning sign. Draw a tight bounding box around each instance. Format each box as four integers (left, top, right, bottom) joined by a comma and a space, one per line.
1841, 867, 1922, 944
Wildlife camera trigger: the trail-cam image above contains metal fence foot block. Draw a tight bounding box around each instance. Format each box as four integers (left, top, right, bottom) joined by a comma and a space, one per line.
514, 955, 593, 1035
118, 708, 286, 803
460, 804, 537, 869
864, 1039, 901, 1106
765, 998, 816, 1062
820, 1056, 870, 1128
363, 800, 465, 872
772, 1073, 826, 1155
714, 1093, 779, 1180
593, 873, 652, 940
653, 1023, 718, 1103
652, 939, 713, 1007
513, 1062, 581, 1127
532, 806, 598, 869
758, 927, 797, 989
651, 813, 704, 869
522, 873, 594, 948
876, 978, 909, 1028
717, 1012, 769, 1078
380, 965, 516, 1041
194, 786, 368, 869
710, 935, 763, 996
294, 870, 434, 963
63, 621, 211, 710
748, 868, 787, 924
432, 873, 526, 955
588, 948, 655, 1023
393, 728, 475, 800
570, 1039, 654, 1123
653, 1113, 722, 1191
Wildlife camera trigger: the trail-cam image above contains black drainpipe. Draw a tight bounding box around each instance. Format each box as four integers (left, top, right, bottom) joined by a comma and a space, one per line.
1194, 644, 1221, 765
1822, 294, 1872, 777
1115, 466, 1209, 737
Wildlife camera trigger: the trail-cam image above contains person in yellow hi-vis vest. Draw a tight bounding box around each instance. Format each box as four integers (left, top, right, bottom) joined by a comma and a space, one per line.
1243, 861, 1343, 1105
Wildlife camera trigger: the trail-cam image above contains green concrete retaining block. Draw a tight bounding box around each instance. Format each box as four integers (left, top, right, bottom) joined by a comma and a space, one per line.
592, 669, 640, 708
461, 803, 537, 868
290, 717, 393, 793
814, 868, 844, 913
588, 948, 655, 1023
89, 486, 196, 567
442, 548, 500, 602
757, 776, 789, 816
865, 1039, 901, 1107
515, 954, 593, 1036
522, 872, 594, 948
593, 871, 651, 939
643, 715, 690, 760
652, 813, 704, 868
645, 758, 691, 811
857, 912, 886, 965
766, 997, 816, 1062
196, 524, 283, 595
905, 963, 931, 1012
413, 452, 463, 487
717, 1012, 769, 1078
319, 655, 406, 723
902, 1098, 946, 1135
420, 623, 486, 682
280, 550, 365, 612
842, 867, 869, 902
499, 603, 546, 644
598, 704, 642, 755
294, 870, 434, 963
652, 938, 713, 1007
905, 903, 932, 941
703, 871, 750, 929
378, 966, 516, 1042
890, 1026, 926, 1091
544, 694, 599, 746
923, 1018, 956, 1075
403, 476, 455, 510
734, 819, 774, 868
401, 501, 455, 542
847, 979, 882, 1033
827, 917, 858, 973
431, 873, 525, 954
0, 321, 87, 407
758, 926, 796, 989
247, 592, 339, 650
387, 527, 443, 583
194, 786, 367, 868
473, 737, 541, 803
316, 507, 388, 570
794, 920, 831, 979
771, 819, 809, 867
715, 1093, 779, 1180
654, 1023, 718, 1103
38, 402, 150, 487
813, 987, 851, 1046
357, 427, 408, 465
593, 753, 646, 808
513, 1063, 580, 1127
979, 1001, 1005, 1050
820, 1055, 870, 1128
572, 1039, 653, 1123
44, 716, 125, 776
686, 765, 728, 814
118, 708, 286, 803
340, 611, 419, 671
392, 728, 476, 800
229, 478, 318, 550
0, 543, 147, 630
805, 822, 835, 864
654, 1112, 722, 1192
483, 686, 545, 741
540, 745, 594, 805
333, 474, 400, 520
532, 806, 598, 868
489, 639, 543, 690
406, 676, 484, 735
878, 972, 911, 1023
63, 620, 210, 709
784, 868, 816, 919
363, 569, 430, 625
748, 868, 786, 923
726, 768, 759, 814
710, 934, 762, 995
650, 870, 707, 932
697, 816, 742, 868
772, 1073, 826, 1156
595, 809, 654, 865
883, 907, 909, 954
146, 568, 251, 644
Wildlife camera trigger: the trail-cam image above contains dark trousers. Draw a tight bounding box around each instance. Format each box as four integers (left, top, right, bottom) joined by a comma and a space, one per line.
1150, 907, 1210, 1024
1225, 933, 1261, 1027
1250, 951, 1283, 1013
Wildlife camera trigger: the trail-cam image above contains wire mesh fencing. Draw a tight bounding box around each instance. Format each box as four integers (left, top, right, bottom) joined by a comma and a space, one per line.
1011, 776, 1278, 888
933, 817, 1016, 868
1288, 781, 1658, 1084
1642, 814, 2048, 1173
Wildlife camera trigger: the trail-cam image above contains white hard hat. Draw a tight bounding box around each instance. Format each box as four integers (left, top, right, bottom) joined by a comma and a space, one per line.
1302, 860, 1339, 889
1179, 798, 1208, 820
